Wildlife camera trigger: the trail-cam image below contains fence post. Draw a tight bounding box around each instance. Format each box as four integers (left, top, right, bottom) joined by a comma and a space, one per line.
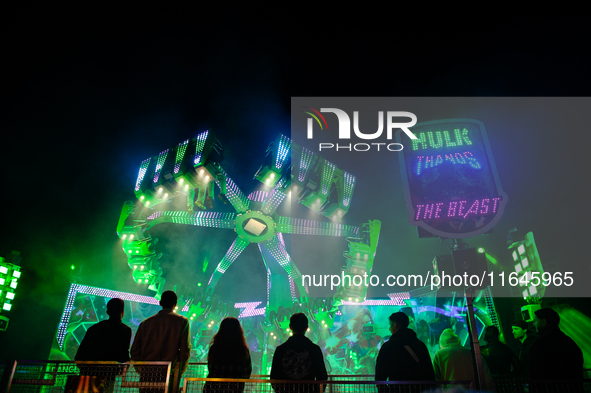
0, 359, 17, 393
170, 362, 181, 393
466, 287, 486, 391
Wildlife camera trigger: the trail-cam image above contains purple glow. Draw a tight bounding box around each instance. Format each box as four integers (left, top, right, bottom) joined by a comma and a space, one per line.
215, 168, 250, 212
298, 148, 314, 182
146, 210, 235, 229
194, 130, 209, 166
174, 139, 189, 174
342, 299, 402, 306
415, 305, 468, 318
415, 205, 424, 221
153, 149, 170, 183
261, 188, 286, 215
277, 217, 359, 237
480, 198, 490, 214
77, 285, 160, 305
248, 191, 268, 202
463, 200, 479, 218
235, 301, 265, 318
181, 299, 190, 312
447, 201, 457, 217
414, 150, 482, 175
434, 203, 444, 218
415, 197, 502, 221
57, 284, 162, 349
424, 204, 434, 219
342, 292, 410, 306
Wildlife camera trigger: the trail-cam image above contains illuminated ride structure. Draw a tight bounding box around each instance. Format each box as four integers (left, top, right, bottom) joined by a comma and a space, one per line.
46, 127, 505, 375
116, 130, 381, 341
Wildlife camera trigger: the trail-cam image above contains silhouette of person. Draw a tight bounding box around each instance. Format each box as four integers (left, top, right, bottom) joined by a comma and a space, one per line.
481, 325, 519, 376
375, 312, 434, 392
432, 328, 493, 391
76, 298, 131, 362
511, 319, 538, 375
74, 298, 131, 392
131, 290, 191, 391
529, 308, 583, 381
204, 317, 252, 393
271, 313, 328, 393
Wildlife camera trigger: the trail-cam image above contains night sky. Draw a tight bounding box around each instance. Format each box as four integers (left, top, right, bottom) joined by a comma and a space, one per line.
2, 6, 589, 361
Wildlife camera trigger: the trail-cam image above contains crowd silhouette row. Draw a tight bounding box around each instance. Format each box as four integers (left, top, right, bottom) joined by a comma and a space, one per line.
75, 291, 585, 392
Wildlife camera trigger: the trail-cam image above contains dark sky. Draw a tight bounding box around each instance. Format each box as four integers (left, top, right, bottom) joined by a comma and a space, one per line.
2, 6, 589, 360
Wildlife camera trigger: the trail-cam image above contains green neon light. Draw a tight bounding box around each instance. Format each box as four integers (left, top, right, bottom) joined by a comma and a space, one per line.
153, 149, 169, 183
427, 131, 443, 149
443, 131, 456, 147
343, 172, 355, 207
321, 161, 336, 195
485, 253, 497, 265
194, 131, 209, 166
174, 139, 189, 174
298, 148, 314, 182
135, 158, 151, 191
216, 237, 249, 273
412, 129, 473, 151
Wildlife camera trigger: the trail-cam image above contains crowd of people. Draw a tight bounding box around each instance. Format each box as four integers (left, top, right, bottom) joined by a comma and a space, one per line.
76, 292, 585, 392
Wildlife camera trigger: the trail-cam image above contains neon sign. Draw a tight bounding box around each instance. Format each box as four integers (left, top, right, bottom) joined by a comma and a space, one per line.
396, 119, 508, 238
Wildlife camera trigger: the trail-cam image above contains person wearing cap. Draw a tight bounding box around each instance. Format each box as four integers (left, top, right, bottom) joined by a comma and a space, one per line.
528, 308, 583, 381
432, 328, 493, 390
375, 312, 434, 391
511, 320, 538, 375
75, 298, 132, 362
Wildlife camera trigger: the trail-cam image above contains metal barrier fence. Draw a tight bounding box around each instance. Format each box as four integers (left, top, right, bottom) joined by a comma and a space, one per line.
1, 361, 590, 393
184, 378, 591, 393
1, 360, 171, 393
183, 378, 472, 393
494, 378, 591, 393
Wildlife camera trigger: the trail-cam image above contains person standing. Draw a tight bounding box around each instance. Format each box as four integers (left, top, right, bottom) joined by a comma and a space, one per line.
432, 328, 493, 391
271, 313, 328, 393
131, 290, 191, 390
481, 325, 519, 376
529, 308, 583, 381
375, 312, 434, 392
204, 317, 251, 393
511, 320, 538, 375
76, 298, 132, 362
74, 298, 131, 392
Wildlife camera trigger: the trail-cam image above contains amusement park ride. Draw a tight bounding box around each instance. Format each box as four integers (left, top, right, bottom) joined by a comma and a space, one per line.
115, 130, 381, 359
50, 121, 517, 376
